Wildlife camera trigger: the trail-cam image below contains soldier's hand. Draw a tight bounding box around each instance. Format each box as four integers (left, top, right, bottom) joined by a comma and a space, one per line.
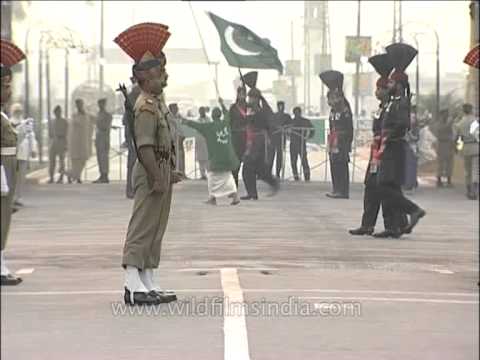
151, 178, 168, 194
172, 170, 184, 184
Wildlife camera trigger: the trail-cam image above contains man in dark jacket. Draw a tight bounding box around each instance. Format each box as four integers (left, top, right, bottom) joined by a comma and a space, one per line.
229, 86, 247, 187
289, 106, 314, 181
269, 101, 292, 178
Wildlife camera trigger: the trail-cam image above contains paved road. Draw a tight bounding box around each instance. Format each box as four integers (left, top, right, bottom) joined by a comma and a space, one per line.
1, 181, 478, 360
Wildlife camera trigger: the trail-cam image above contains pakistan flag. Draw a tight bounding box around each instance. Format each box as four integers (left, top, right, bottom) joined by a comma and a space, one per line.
208, 12, 283, 74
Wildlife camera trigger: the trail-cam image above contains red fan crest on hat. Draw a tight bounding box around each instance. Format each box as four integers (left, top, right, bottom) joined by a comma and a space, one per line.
114, 23, 171, 63
464, 44, 479, 69
0, 38, 26, 67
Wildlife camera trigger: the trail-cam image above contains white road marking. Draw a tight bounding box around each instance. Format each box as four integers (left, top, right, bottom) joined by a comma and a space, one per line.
220, 268, 251, 360
432, 268, 455, 274
15, 268, 35, 275
302, 296, 478, 305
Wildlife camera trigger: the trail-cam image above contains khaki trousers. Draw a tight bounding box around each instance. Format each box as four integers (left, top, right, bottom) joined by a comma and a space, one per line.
122, 161, 173, 270
1, 155, 17, 251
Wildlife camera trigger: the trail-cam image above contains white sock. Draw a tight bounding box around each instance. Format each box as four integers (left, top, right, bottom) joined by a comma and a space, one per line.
1, 251, 11, 276
139, 268, 163, 292
124, 266, 148, 293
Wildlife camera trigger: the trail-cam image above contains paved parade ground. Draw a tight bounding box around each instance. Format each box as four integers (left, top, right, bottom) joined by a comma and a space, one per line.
1, 180, 478, 360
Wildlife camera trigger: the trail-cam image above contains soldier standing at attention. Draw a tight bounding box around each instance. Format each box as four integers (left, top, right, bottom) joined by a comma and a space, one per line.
49, 105, 69, 184
93, 98, 112, 184
320, 70, 354, 199
114, 22, 183, 305
1, 38, 26, 286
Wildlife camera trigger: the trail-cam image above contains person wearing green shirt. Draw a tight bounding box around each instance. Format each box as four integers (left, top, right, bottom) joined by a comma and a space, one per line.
183, 99, 240, 205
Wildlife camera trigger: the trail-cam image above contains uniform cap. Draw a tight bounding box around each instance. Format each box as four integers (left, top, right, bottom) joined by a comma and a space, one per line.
243, 71, 258, 89
385, 43, 417, 83
368, 53, 394, 88
0, 38, 26, 78
319, 70, 344, 91
114, 23, 170, 71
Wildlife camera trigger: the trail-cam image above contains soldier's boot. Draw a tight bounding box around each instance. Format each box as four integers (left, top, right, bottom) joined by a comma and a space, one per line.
48, 177, 54, 184
1, 253, 22, 286
466, 184, 474, 199
205, 196, 217, 205
471, 183, 479, 200
405, 209, 426, 233
304, 172, 311, 182
349, 227, 374, 236
446, 177, 453, 188
139, 269, 177, 303
436, 177, 443, 187
56, 174, 64, 184
124, 266, 162, 306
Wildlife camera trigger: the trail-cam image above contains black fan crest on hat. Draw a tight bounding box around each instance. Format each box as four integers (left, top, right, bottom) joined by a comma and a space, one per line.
319, 70, 344, 91
368, 54, 394, 78
385, 43, 417, 73
243, 71, 258, 88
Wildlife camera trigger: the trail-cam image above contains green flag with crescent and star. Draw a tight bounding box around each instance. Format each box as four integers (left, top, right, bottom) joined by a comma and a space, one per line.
207, 12, 283, 74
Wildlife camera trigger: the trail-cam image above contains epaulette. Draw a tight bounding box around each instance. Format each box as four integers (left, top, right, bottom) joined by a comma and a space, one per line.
137, 98, 157, 115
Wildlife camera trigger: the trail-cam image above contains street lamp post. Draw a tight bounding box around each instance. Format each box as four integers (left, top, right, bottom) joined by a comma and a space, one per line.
24, 27, 32, 117
46, 47, 51, 139
38, 32, 45, 163
412, 34, 421, 114
65, 48, 69, 119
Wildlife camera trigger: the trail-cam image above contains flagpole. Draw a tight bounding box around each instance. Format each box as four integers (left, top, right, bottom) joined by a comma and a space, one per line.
188, 2, 220, 98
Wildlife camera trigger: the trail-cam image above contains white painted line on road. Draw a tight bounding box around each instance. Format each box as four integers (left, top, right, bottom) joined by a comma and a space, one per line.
15, 268, 35, 275
220, 268, 251, 360
245, 289, 478, 297
302, 296, 479, 305
432, 269, 455, 274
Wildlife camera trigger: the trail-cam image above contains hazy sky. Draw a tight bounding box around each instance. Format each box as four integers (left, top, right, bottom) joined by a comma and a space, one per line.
15, 0, 473, 104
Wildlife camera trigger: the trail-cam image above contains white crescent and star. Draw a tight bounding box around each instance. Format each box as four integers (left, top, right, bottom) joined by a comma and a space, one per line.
224, 25, 262, 56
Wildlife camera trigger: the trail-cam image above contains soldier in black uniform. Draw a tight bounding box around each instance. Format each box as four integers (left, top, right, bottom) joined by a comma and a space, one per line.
349, 54, 408, 237
229, 85, 247, 187
241, 71, 279, 200
289, 106, 314, 181
320, 70, 354, 199
268, 101, 292, 178
375, 43, 426, 236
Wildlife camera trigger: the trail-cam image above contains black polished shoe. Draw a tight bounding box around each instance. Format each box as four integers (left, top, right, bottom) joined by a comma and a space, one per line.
405, 209, 426, 233
149, 290, 177, 303
124, 288, 162, 306
1, 274, 23, 286
349, 227, 374, 236
240, 195, 258, 200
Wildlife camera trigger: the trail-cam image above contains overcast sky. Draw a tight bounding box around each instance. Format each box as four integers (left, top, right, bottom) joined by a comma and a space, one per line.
17, 0, 473, 104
